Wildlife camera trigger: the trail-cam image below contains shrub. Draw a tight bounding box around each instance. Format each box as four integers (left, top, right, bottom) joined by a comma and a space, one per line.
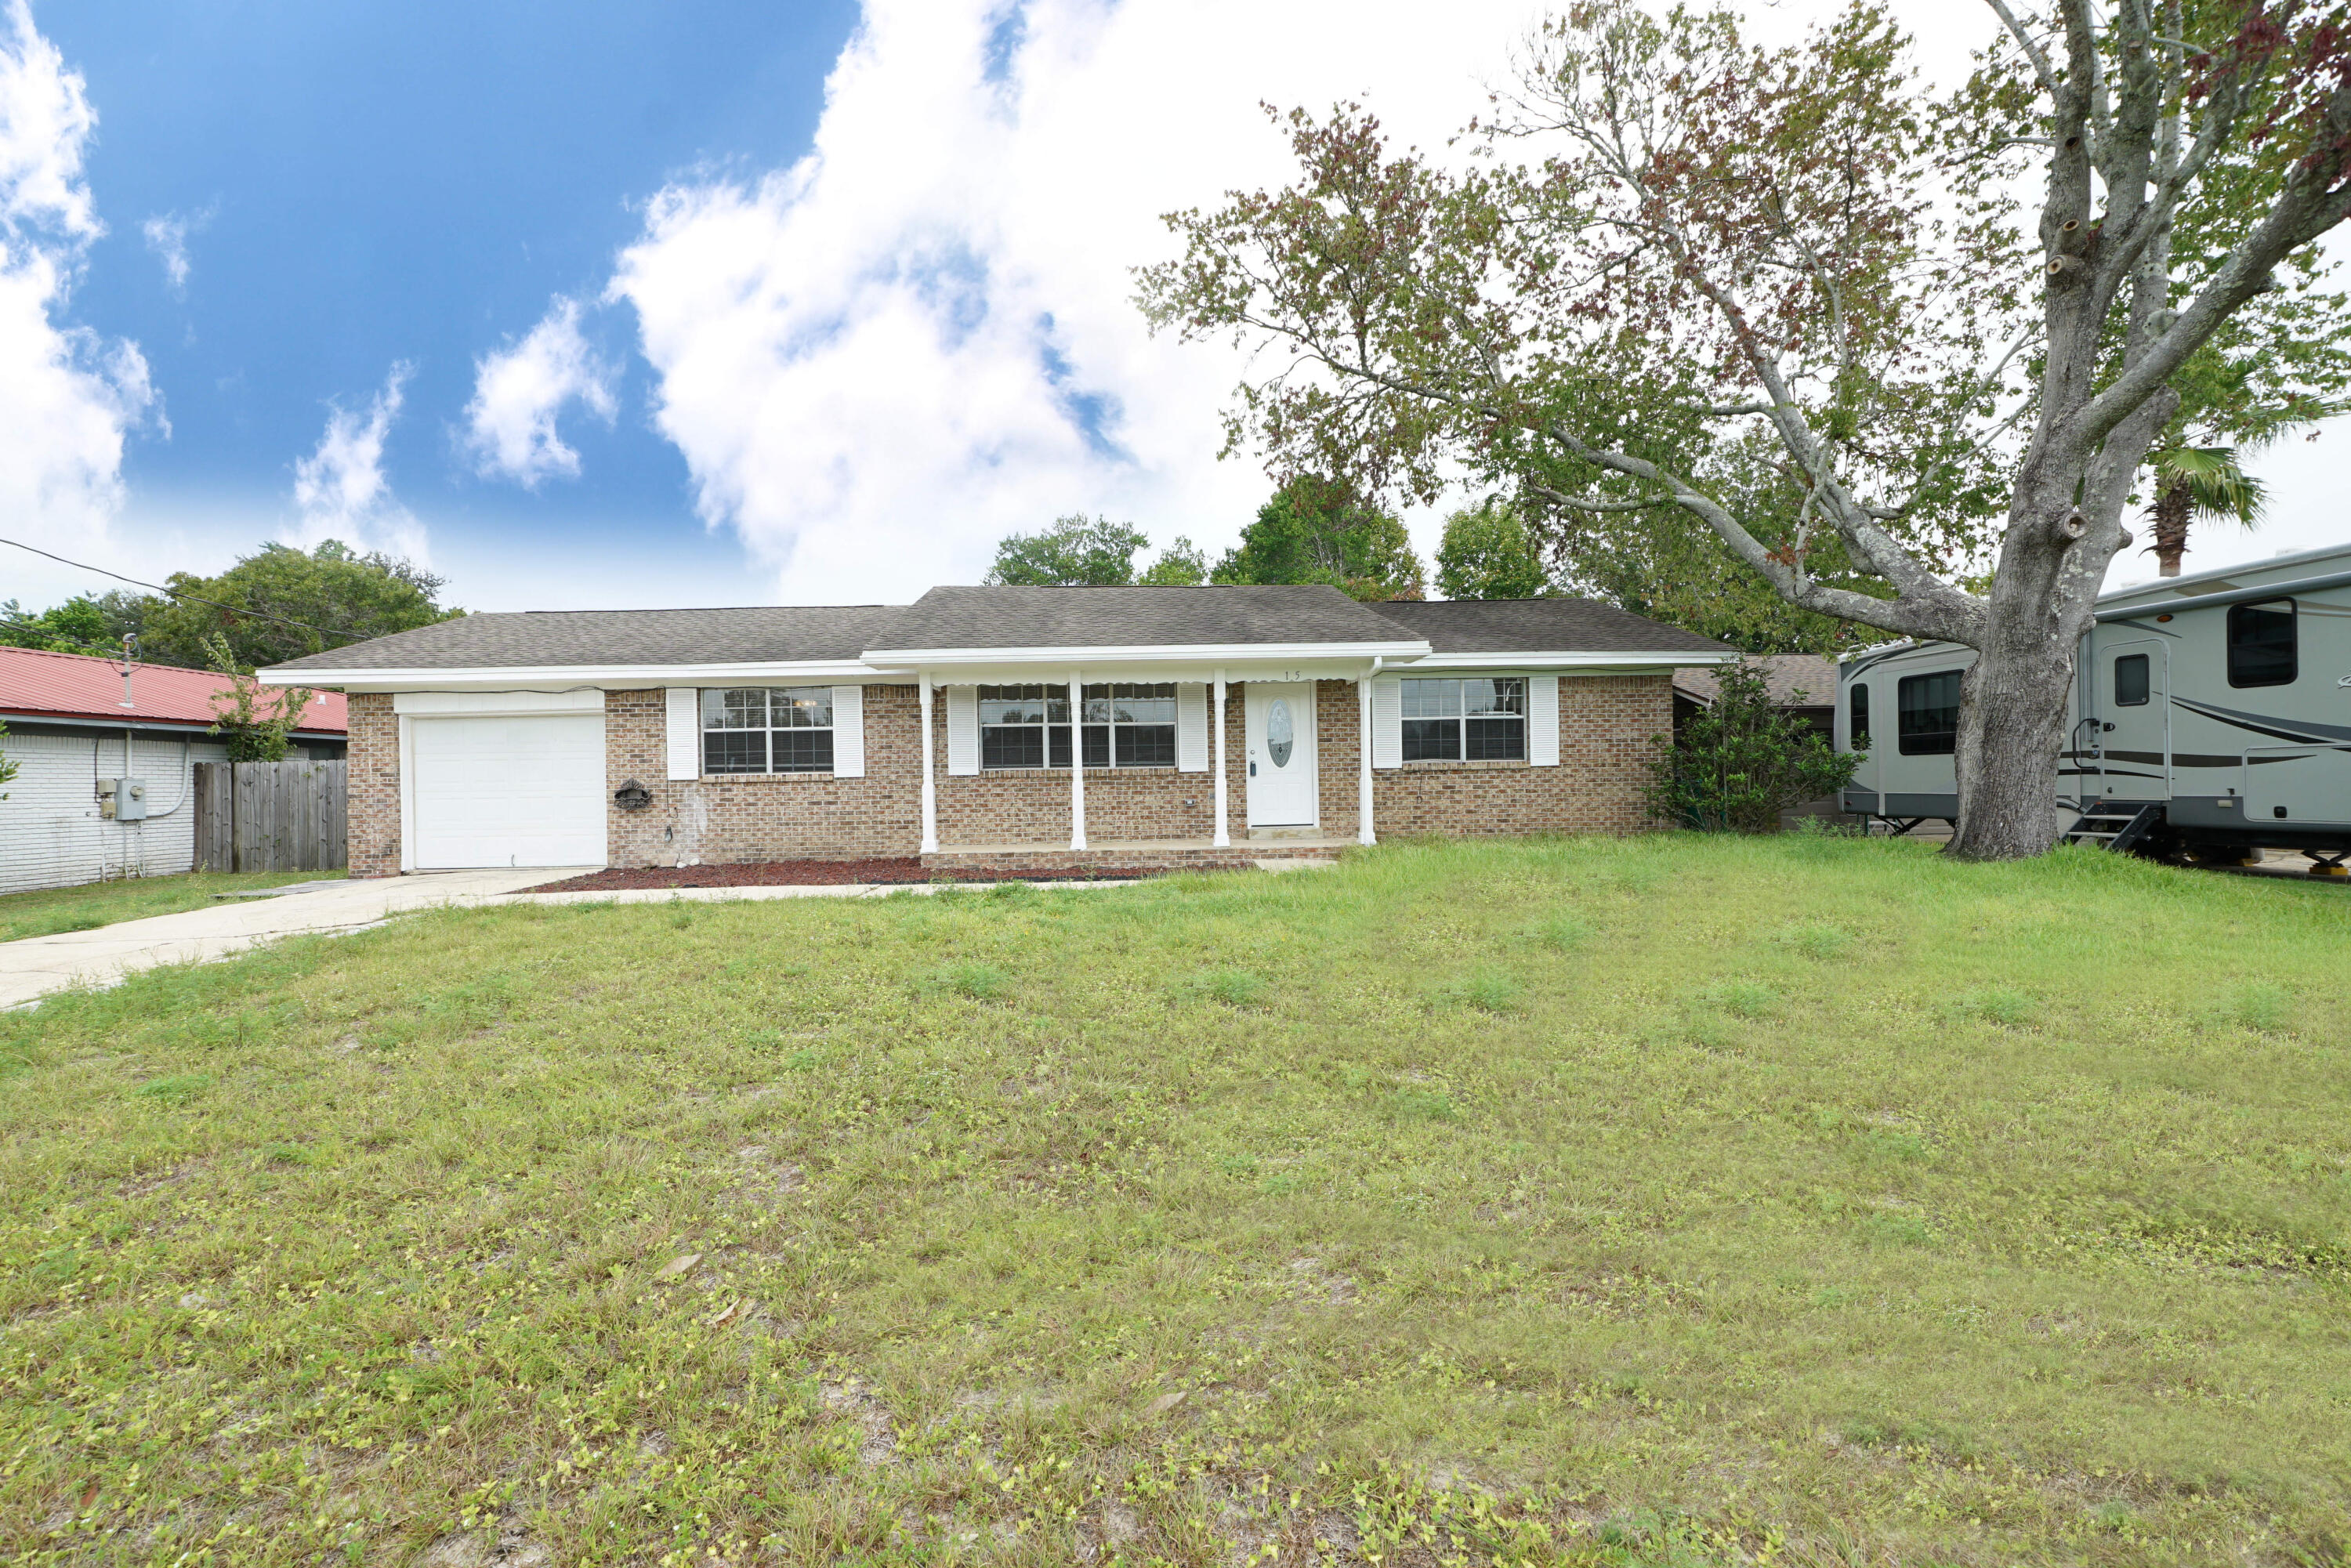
1645, 658, 1858, 833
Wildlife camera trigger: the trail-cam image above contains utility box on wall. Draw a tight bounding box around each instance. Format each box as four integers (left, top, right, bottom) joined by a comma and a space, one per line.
96, 777, 149, 822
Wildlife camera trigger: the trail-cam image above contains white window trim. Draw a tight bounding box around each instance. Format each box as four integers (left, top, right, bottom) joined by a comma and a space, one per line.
698, 685, 841, 777
973, 682, 1185, 770
1397, 675, 1532, 764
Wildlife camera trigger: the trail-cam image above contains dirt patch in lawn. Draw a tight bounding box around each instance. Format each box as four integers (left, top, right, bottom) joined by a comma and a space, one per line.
536, 860, 1188, 891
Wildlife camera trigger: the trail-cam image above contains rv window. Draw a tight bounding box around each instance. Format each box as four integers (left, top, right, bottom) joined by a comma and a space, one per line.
2226, 599, 2296, 687
1896, 671, 1961, 756
1848, 683, 1870, 749
2114, 654, 2150, 707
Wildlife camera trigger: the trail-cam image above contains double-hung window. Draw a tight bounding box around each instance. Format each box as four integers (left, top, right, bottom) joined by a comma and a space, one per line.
977, 683, 1179, 769
1895, 671, 1961, 755
1402, 677, 1527, 762
702, 686, 833, 774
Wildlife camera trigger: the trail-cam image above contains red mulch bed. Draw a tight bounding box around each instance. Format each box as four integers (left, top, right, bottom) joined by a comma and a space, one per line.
534, 860, 1179, 892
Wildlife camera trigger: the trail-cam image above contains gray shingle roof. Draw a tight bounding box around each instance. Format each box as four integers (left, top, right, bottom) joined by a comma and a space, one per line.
1367, 597, 1732, 656
871, 584, 1425, 651
1672, 654, 1838, 708
263, 606, 907, 672
259, 586, 1730, 675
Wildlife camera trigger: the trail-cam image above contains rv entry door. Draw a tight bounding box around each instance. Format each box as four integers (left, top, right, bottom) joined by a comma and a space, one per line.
2095, 638, 2169, 802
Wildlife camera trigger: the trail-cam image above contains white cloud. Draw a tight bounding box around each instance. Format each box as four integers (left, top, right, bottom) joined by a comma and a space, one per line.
463, 295, 618, 487
292, 362, 428, 560
141, 206, 211, 295
0, 0, 155, 570
600, 0, 1566, 603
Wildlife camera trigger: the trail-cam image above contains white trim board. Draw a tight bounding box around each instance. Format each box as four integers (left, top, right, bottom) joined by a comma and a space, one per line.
393, 689, 604, 717
260, 661, 908, 689
864, 639, 1429, 666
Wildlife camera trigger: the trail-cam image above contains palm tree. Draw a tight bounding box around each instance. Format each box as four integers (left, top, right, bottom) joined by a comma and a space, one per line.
2143, 444, 2269, 578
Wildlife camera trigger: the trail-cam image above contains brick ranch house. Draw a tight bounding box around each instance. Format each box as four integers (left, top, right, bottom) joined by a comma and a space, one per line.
257, 584, 1732, 876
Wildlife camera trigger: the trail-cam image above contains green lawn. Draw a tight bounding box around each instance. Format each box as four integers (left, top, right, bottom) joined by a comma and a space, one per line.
0, 870, 344, 944
1, 836, 2346, 1566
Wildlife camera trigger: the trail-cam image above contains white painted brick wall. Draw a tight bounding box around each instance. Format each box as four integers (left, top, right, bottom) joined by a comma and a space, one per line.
0, 730, 230, 895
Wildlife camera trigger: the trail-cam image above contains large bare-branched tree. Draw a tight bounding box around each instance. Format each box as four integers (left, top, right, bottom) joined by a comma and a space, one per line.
1139, 0, 2351, 858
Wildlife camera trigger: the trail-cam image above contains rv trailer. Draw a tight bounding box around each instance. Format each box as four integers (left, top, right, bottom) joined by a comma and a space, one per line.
1835, 542, 2351, 866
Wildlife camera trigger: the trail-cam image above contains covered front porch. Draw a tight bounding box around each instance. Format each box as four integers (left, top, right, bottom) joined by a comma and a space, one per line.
904, 664, 1388, 860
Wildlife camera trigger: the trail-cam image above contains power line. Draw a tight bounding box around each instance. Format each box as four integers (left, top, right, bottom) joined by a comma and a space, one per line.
0, 535, 352, 643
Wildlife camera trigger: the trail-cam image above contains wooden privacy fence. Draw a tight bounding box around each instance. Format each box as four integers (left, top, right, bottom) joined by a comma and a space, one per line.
193, 760, 348, 873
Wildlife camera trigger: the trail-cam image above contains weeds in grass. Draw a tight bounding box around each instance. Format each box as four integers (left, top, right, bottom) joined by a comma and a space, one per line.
940, 961, 1012, 1001
1786, 923, 1852, 959
2232, 981, 2291, 1033
3, 833, 2349, 1563
1527, 914, 1592, 951
132, 1072, 212, 1104
1382, 1085, 1458, 1122
1193, 969, 1266, 1009
1429, 971, 1523, 1013
1706, 980, 1779, 1019
1963, 986, 2036, 1027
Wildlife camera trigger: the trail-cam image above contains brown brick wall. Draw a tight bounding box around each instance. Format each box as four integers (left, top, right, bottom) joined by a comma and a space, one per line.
346, 692, 401, 877
606, 686, 924, 865
335, 671, 1669, 876
1368, 672, 1668, 837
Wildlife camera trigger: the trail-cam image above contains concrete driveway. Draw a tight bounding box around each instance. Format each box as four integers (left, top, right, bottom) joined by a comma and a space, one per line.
0, 869, 581, 1012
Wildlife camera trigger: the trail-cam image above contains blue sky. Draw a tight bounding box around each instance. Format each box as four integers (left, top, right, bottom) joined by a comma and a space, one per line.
5, 0, 2349, 618
31, 0, 858, 607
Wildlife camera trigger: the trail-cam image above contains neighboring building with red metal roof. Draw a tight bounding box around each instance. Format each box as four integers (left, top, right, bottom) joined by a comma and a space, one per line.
0, 645, 346, 738
0, 646, 346, 896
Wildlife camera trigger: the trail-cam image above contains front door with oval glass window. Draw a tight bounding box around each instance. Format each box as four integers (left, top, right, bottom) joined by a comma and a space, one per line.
1244, 682, 1319, 827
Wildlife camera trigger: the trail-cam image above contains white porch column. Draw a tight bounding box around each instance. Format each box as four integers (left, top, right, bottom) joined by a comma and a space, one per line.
918, 672, 938, 854
1212, 669, 1230, 847
1068, 670, 1088, 850
1357, 672, 1377, 846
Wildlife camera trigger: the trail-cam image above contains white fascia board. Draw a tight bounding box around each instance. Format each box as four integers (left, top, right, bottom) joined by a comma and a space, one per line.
861, 639, 1430, 668
1403, 650, 1739, 671
254, 661, 911, 690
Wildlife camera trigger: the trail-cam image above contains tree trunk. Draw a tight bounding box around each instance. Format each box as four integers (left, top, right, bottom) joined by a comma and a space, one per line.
1946, 502, 2100, 860
1947, 633, 2078, 858
2149, 475, 2191, 577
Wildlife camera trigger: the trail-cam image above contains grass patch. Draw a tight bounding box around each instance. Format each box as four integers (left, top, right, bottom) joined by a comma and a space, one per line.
2, 835, 2348, 1563
0, 870, 340, 943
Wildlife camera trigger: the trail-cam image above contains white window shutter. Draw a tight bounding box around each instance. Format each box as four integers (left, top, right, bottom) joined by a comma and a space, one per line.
946, 686, 980, 775
1176, 683, 1208, 772
1371, 675, 1403, 769
830, 685, 865, 777
665, 688, 701, 780
1528, 675, 1560, 766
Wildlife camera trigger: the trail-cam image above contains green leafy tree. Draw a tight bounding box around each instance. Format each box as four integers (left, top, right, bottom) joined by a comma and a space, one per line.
984, 515, 1152, 585
0, 719, 17, 802
1646, 659, 1860, 834
1434, 500, 1549, 599
1137, 536, 1209, 585
203, 636, 317, 763
137, 541, 460, 671
0, 592, 147, 657
1142, 1, 2351, 857
1212, 477, 1424, 600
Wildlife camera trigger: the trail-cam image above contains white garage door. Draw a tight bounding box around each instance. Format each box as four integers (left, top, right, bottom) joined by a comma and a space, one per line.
410, 714, 607, 869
